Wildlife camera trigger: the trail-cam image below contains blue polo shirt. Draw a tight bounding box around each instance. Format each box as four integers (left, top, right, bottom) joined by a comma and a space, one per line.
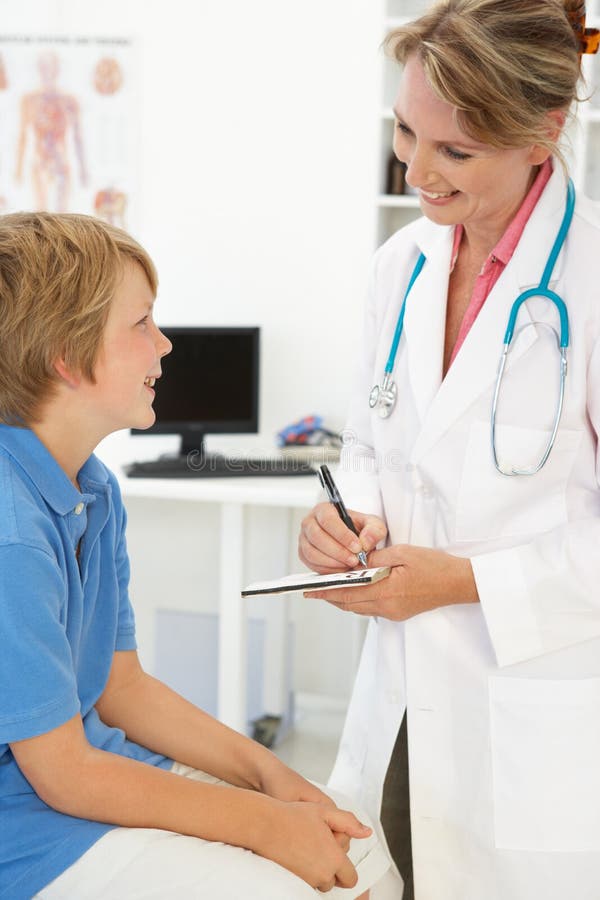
0, 425, 172, 900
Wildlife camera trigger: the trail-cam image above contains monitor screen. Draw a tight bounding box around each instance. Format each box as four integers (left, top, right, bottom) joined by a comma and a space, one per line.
133, 326, 260, 453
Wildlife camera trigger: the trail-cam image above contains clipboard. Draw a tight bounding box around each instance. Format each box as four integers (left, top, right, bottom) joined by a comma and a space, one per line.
241, 566, 390, 598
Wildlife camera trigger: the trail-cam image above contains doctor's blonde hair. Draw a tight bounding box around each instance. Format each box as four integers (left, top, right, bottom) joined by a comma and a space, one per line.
385, 0, 583, 165
0, 212, 157, 426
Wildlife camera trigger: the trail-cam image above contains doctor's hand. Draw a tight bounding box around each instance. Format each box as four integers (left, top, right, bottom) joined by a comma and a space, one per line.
299, 502, 388, 574
305, 544, 479, 620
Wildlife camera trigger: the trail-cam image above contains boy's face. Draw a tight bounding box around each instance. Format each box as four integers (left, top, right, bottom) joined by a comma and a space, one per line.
82, 261, 172, 436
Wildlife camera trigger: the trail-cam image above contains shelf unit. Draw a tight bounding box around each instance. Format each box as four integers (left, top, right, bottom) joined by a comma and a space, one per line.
375, 0, 600, 246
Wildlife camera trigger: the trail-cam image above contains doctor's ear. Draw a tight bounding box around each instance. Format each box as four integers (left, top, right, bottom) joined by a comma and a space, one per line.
527, 110, 567, 165
54, 357, 82, 389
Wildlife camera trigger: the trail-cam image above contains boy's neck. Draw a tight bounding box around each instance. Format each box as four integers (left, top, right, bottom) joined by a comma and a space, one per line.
31, 415, 100, 489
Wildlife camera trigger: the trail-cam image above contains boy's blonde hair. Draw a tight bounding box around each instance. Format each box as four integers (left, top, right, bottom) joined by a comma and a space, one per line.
0, 212, 157, 425
385, 0, 583, 167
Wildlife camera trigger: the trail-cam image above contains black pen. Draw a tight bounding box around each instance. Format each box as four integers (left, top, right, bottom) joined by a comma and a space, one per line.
318, 464, 368, 568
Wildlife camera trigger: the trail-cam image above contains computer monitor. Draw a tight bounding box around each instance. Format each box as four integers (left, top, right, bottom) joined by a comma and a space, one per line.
132, 326, 260, 459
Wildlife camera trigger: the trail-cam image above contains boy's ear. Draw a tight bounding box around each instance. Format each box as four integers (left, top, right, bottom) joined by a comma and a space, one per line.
54, 357, 82, 389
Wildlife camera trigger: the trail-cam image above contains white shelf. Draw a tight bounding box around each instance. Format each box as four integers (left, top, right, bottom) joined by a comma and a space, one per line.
377, 193, 420, 208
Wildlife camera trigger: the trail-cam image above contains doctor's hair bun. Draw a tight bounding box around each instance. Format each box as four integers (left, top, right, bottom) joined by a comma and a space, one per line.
385, 0, 583, 167
564, 0, 600, 54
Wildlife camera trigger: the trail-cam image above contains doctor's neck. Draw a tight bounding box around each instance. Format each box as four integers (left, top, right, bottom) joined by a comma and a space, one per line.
458, 165, 541, 265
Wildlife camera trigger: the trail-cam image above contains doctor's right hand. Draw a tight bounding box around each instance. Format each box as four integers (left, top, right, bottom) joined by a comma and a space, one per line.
299, 502, 388, 573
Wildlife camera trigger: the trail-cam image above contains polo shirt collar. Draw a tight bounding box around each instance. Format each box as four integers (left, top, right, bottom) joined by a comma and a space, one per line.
0, 424, 108, 516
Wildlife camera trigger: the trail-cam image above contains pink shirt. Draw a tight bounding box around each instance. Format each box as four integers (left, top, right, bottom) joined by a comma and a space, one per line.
448, 159, 553, 367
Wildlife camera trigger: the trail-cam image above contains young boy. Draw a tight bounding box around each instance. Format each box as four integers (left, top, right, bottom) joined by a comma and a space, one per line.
0, 213, 388, 899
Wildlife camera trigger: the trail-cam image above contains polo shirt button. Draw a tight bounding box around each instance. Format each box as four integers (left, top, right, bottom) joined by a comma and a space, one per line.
74, 502, 84, 515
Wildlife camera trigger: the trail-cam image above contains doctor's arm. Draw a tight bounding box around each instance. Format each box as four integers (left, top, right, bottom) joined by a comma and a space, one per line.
311, 338, 600, 666
300, 240, 478, 612
304, 542, 479, 618
298, 498, 479, 616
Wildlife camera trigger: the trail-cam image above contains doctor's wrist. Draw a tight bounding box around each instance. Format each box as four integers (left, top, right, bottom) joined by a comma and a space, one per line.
449, 555, 479, 606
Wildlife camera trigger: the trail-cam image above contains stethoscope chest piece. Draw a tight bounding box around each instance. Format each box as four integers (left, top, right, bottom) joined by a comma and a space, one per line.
369, 374, 397, 418
368, 385, 380, 408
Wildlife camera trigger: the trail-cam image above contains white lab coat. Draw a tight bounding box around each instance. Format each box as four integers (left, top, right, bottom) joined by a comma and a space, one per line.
329, 164, 600, 899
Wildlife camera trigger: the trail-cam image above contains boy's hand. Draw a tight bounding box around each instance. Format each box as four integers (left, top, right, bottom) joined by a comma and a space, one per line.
253, 798, 371, 892
258, 757, 333, 805
257, 759, 354, 851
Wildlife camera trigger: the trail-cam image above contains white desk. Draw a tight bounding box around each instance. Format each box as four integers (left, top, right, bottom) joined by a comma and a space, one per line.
113, 469, 319, 734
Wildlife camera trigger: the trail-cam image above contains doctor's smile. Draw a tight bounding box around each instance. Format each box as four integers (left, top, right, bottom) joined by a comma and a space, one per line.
418, 188, 460, 204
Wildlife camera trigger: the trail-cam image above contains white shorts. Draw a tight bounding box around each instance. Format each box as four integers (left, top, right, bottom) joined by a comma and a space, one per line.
35, 763, 390, 899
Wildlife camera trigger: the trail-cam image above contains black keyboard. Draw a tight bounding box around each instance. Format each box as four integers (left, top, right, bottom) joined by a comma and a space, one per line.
124, 454, 316, 479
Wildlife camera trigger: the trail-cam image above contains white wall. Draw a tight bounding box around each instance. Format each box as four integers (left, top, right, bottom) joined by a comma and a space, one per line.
2, 0, 383, 434
1, 0, 385, 699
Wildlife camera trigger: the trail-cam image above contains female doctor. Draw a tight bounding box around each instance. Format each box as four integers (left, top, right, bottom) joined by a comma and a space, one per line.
299, 2, 600, 898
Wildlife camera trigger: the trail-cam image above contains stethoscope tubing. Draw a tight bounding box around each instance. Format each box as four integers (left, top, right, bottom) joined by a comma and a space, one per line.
370, 178, 575, 474
384, 251, 426, 376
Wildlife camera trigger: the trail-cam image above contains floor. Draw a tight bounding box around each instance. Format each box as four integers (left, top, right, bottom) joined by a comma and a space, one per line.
272, 693, 346, 784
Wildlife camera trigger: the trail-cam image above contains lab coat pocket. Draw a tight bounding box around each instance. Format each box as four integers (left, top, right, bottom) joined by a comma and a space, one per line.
489, 675, 600, 851
456, 420, 581, 541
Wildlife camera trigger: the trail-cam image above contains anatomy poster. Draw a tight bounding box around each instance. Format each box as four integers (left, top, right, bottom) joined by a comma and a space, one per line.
0, 35, 138, 230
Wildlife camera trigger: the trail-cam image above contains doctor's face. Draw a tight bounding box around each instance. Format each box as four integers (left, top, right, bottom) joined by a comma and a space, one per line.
393, 56, 550, 241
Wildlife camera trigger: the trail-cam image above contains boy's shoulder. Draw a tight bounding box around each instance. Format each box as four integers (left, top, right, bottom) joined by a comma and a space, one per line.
0, 446, 51, 554
0, 427, 121, 554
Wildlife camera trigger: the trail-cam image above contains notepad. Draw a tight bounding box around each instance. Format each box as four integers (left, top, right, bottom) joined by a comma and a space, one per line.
241, 566, 390, 598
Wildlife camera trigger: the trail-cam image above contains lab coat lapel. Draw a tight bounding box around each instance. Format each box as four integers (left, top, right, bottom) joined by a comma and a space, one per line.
410, 166, 569, 462
403, 222, 452, 424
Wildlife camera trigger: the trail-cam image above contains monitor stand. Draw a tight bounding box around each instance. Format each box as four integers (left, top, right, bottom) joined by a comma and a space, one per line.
178, 433, 226, 471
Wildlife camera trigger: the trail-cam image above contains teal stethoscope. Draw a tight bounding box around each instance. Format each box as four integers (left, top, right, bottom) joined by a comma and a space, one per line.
369, 179, 574, 476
